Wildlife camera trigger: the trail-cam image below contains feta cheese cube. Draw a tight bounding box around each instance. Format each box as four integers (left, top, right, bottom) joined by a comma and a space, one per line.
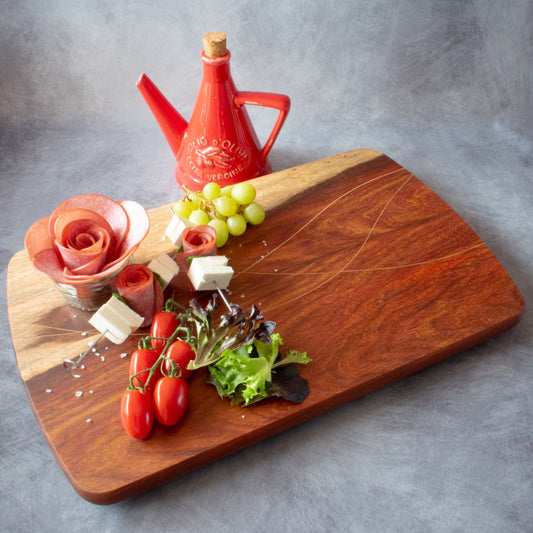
187, 255, 229, 267
187, 256, 234, 291
148, 253, 180, 289
105, 295, 144, 329
88, 296, 143, 344
165, 214, 194, 246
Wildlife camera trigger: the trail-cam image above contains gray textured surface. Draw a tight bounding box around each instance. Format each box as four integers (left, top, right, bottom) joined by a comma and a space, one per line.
1, 1, 532, 532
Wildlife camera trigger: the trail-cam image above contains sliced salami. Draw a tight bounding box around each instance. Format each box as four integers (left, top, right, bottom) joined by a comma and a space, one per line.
174, 225, 218, 271
55, 219, 112, 275
105, 200, 150, 270
114, 264, 164, 327
24, 194, 150, 285
48, 194, 129, 247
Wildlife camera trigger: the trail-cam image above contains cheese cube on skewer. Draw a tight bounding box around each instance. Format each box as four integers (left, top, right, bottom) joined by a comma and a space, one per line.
148, 253, 180, 289
206, 256, 228, 265
165, 214, 194, 246
189, 255, 229, 267
106, 294, 144, 329
189, 265, 234, 291
187, 256, 234, 291
88, 295, 143, 344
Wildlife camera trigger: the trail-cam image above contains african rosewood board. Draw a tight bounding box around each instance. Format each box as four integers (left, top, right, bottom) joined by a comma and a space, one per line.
7, 149, 524, 504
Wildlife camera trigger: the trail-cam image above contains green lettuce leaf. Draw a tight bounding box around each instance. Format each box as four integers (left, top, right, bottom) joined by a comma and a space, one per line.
207, 333, 311, 406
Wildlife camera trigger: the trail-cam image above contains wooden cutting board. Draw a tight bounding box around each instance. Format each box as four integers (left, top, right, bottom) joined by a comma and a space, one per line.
7, 149, 524, 504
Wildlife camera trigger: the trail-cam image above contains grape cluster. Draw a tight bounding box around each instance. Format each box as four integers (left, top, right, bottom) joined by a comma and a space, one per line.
172, 181, 266, 247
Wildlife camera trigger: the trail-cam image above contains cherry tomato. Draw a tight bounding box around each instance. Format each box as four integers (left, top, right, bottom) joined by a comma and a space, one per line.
150, 311, 180, 349
152, 377, 189, 426
120, 388, 154, 439
129, 348, 162, 394
164, 340, 195, 379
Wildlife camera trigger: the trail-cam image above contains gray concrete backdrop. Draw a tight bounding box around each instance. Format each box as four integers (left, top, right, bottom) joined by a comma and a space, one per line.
1, 1, 532, 532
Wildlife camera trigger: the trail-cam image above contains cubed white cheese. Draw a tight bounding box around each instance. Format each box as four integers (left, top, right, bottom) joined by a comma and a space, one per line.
89, 305, 131, 344
88, 296, 143, 344
165, 214, 194, 246
188, 255, 229, 267
188, 256, 234, 291
106, 295, 144, 329
148, 253, 179, 289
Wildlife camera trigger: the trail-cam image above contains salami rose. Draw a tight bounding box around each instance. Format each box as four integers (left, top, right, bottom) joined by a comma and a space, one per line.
114, 264, 164, 327
174, 225, 217, 271
24, 194, 149, 285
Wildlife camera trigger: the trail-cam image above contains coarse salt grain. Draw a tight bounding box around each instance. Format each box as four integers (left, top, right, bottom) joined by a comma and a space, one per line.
45, 388, 52, 393
120, 353, 128, 359
86, 418, 92, 423
81, 332, 87, 337
75, 391, 83, 397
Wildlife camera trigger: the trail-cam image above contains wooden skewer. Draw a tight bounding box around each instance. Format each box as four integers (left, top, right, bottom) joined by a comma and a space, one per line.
62, 283, 231, 378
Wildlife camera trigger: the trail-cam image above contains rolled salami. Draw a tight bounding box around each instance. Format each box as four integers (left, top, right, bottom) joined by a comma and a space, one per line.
114, 264, 164, 327
24, 194, 149, 285
174, 225, 217, 271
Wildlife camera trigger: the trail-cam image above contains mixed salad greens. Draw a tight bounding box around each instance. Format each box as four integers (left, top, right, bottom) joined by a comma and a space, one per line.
179, 293, 312, 406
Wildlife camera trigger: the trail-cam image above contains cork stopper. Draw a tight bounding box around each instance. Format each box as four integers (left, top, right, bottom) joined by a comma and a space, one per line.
203, 32, 227, 58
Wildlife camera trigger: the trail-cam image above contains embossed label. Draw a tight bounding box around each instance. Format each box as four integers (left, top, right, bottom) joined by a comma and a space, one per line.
186, 137, 249, 181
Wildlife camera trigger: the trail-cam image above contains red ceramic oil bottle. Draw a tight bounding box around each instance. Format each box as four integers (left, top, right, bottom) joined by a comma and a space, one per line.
137, 32, 290, 191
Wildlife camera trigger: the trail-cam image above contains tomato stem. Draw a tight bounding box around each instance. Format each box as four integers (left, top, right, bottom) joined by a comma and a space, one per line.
141, 324, 191, 391
127, 304, 196, 392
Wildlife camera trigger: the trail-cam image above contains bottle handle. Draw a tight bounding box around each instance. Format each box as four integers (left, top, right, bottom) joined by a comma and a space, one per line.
234, 91, 291, 163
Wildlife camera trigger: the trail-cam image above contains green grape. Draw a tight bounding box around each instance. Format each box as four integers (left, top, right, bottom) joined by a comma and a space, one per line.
202, 182, 221, 201
172, 200, 193, 219
243, 202, 265, 225
187, 194, 201, 210
188, 209, 210, 226
220, 185, 233, 197
226, 214, 247, 236
209, 218, 230, 247
231, 182, 256, 205
214, 196, 238, 217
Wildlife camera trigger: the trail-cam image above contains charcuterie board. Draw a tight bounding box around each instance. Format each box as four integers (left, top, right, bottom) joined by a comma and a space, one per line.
7, 149, 524, 504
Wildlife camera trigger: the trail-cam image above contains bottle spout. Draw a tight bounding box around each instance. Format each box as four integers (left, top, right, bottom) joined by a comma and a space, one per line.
136, 73, 188, 157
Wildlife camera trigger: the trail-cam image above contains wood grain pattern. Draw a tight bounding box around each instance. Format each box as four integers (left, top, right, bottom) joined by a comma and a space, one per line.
7, 149, 524, 504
